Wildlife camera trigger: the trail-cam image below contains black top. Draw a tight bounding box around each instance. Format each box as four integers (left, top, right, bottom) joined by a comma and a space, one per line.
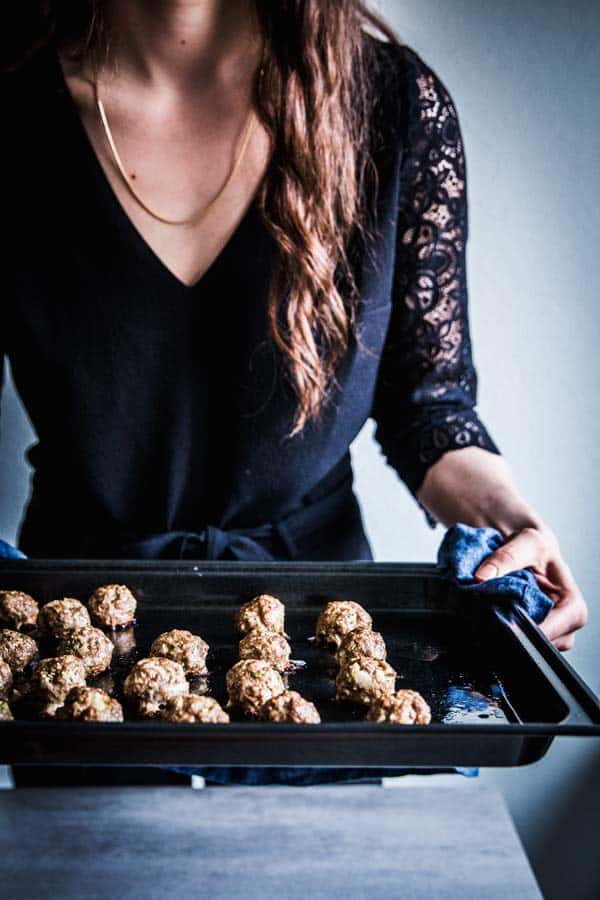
1, 37, 500, 561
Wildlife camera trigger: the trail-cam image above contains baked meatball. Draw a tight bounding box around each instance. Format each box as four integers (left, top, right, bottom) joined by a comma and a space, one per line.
123, 657, 188, 716
234, 594, 285, 636
33, 655, 87, 716
261, 690, 321, 724
367, 690, 432, 725
0, 591, 39, 631
0, 699, 13, 721
149, 629, 208, 676
337, 627, 387, 668
0, 629, 38, 673
225, 659, 285, 716
335, 657, 397, 705
88, 584, 137, 629
58, 626, 114, 677
57, 686, 124, 722
38, 598, 90, 639
238, 628, 291, 672
0, 659, 13, 699
315, 601, 372, 648
162, 694, 229, 724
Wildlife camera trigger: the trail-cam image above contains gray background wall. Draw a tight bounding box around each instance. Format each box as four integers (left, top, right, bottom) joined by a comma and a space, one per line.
0, 1, 598, 897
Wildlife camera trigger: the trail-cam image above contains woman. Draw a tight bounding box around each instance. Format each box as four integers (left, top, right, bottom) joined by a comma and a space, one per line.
3, 1, 586, 784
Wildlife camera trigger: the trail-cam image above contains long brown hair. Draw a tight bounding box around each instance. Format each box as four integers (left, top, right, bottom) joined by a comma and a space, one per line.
5, 2, 401, 435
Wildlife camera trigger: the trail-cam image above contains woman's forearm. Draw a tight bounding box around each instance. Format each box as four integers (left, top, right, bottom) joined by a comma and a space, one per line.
416, 446, 546, 537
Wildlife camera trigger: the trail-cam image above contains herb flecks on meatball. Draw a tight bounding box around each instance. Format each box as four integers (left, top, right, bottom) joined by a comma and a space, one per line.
239, 628, 291, 672
88, 584, 137, 629
57, 686, 124, 722
123, 657, 188, 717
367, 690, 432, 725
58, 626, 114, 677
315, 601, 372, 648
0, 591, 39, 631
0, 629, 38, 673
38, 598, 90, 639
234, 594, 285, 636
33, 655, 87, 716
149, 629, 208, 676
335, 657, 396, 705
0, 659, 13, 699
162, 694, 229, 724
261, 690, 321, 724
337, 626, 387, 668
225, 659, 285, 716
0, 699, 13, 720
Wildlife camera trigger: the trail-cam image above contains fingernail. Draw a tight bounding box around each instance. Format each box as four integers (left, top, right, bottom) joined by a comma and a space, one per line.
475, 563, 499, 581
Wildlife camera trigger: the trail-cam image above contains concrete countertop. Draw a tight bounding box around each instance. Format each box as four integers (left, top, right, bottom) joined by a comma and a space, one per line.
0, 780, 541, 899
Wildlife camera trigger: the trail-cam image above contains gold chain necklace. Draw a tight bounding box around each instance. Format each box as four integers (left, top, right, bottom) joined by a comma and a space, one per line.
92, 47, 265, 227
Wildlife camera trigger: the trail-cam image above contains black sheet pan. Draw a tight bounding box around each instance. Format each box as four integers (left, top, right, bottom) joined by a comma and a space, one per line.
0, 560, 598, 768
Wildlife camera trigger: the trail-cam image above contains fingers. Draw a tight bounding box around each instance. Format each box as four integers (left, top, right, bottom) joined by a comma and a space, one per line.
470, 526, 588, 650
552, 634, 575, 652
540, 593, 588, 644
474, 527, 548, 581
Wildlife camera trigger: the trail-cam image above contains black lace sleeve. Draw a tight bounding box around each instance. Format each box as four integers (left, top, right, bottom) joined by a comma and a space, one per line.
370, 46, 501, 528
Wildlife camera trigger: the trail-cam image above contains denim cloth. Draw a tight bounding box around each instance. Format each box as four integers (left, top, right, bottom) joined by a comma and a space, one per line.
437, 523, 553, 624
170, 766, 479, 785
0, 539, 26, 560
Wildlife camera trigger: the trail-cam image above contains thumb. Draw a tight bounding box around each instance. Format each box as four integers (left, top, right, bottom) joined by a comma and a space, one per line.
473, 528, 541, 582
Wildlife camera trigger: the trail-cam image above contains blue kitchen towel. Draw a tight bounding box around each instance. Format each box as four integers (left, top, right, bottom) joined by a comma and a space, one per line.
0, 540, 27, 560
436, 523, 553, 623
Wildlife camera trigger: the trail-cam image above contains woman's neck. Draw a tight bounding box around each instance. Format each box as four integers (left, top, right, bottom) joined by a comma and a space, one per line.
102, 0, 261, 91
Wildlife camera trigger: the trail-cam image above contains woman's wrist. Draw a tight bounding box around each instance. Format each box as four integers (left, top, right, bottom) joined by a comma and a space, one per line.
416, 447, 546, 537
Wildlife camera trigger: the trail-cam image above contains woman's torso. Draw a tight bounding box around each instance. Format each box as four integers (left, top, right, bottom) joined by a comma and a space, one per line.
1, 36, 405, 560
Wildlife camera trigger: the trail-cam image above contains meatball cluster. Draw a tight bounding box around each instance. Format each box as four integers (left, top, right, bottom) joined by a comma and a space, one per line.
124, 657, 189, 716
228, 596, 320, 720
0, 591, 39, 632
315, 600, 372, 648
162, 694, 229, 724
149, 629, 208, 676
88, 584, 137, 629
314, 598, 431, 723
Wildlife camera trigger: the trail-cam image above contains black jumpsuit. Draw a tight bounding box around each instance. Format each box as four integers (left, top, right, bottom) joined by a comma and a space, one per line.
4, 35, 499, 785
2, 36, 499, 561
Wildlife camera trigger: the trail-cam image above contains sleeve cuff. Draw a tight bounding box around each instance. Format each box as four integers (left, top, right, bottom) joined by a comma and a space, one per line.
374, 410, 501, 527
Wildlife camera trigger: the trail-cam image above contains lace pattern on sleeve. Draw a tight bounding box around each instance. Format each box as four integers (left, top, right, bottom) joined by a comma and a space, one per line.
371, 47, 500, 528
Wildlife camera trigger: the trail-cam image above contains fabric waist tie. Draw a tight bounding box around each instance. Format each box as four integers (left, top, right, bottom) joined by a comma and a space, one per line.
117, 455, 356, 561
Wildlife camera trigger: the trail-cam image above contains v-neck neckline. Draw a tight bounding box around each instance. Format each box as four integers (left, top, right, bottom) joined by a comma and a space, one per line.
49, 42, 259, 294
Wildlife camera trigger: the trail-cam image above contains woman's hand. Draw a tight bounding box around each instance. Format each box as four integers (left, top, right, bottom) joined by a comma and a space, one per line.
473, 524, 588, 651
416, 447, 588, 651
